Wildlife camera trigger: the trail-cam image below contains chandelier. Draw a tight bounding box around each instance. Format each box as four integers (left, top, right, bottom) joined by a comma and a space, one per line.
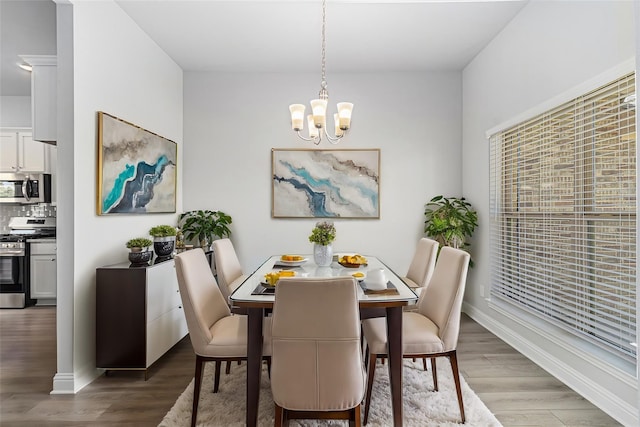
289, 0, 353, 145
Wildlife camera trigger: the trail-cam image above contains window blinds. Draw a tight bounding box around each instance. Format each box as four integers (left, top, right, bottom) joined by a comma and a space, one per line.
489, 73, 636, 361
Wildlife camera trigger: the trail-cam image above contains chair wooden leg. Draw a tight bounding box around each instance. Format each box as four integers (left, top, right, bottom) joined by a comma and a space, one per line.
225, 360, 231, 374
213, 360, 222, 393
266, 356, 272, 379
422, 358, 427, 371
449, 351, 466, 423
363, 352, 377, 425
192, 356, 205, 427
431, 357, 438, 391
274, 403, 283, 427
350, 404, 362, 427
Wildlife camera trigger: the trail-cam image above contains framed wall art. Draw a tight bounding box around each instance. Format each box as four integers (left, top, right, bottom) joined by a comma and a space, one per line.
97, 112, 177, 215
272, 149, 380, 218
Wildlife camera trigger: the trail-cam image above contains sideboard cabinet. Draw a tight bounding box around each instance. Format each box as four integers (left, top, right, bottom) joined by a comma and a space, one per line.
96, 258, 188, 377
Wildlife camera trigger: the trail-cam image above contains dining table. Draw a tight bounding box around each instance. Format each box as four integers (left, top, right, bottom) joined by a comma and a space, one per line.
229, 253, 418, 427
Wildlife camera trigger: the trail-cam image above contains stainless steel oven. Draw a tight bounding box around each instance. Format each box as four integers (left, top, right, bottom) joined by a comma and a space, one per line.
0, 217, 56, 308
0, 239, 30, 308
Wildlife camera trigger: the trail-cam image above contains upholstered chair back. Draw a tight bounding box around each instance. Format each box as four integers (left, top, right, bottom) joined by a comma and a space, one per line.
416, 246, 470, 352
405, 237, 439, 288
212, 238, 244, 302
270, 277, 365, 411
175, 249, 232, 355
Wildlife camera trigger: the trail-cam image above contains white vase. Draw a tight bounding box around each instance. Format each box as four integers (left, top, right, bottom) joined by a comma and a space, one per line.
313, 244, 333, 267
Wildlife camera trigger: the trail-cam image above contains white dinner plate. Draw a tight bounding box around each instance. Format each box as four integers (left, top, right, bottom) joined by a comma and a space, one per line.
277, 257, 308, 266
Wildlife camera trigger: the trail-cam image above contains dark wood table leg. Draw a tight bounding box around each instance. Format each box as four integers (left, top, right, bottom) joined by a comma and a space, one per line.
386, 306, 403, 426
246, 307, 264, 427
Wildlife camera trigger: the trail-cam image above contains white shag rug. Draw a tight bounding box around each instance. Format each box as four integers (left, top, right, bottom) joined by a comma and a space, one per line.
160, 358, 501, 427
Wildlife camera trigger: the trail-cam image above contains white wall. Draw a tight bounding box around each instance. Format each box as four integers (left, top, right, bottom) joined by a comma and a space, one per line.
183, 71, 462, 273
0, 96, 31, 127
53, 0, 183, 393
462, 1, 636, 424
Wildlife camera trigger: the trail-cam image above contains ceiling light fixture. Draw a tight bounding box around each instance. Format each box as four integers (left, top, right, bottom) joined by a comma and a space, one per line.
289, 0, 353, 145
18, 63, 32, 72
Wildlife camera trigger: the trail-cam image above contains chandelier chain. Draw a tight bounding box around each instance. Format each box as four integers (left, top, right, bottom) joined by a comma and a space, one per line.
320, 0, 327, 93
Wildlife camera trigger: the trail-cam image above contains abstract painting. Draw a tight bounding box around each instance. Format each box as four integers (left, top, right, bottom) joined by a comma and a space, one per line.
97, 112, 177, 215
272, 149, 380, 218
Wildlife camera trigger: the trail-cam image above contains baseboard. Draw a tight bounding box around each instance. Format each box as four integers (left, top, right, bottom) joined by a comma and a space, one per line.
50, 368, 104, 394
50, 373, 75, 394
463, 302, 638, 427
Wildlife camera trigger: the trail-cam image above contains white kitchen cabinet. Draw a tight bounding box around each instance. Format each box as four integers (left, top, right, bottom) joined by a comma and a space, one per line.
30, 240, 57, 305
0, 130, 47, 173
20, 55, 57, 143
96, 258, 188, 377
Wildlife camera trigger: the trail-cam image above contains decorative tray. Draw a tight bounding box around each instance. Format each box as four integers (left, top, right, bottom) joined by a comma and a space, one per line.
359, 281, 398, 295
339, 261, 368, 268
252, 283, 276, 295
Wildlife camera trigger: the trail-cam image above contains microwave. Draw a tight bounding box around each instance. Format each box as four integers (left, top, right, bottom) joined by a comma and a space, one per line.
0, 173, 52, 204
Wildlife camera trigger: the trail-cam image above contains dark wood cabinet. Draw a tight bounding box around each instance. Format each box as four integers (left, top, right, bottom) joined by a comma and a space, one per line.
96, 258, 188, 376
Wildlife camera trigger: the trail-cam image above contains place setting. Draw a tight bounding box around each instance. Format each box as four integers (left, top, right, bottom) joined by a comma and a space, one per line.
272, 254, 308, 268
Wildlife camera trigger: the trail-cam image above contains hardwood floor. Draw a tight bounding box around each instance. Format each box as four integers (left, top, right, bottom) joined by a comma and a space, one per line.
0, 306, 621, 426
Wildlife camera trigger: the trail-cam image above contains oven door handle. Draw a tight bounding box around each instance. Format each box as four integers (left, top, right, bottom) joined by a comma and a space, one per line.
0, 251, 25, 256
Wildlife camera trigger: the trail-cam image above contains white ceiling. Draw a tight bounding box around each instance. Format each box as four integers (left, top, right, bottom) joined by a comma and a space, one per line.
1, 0, 56, 96
0, 0, 528, 97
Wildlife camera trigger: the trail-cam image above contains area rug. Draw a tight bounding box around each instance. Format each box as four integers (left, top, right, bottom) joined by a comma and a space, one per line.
159, 358, 502, 427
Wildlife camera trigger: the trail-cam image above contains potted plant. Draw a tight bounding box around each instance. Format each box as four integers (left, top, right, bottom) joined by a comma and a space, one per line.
308, 221, 336, 267
125, 237, 153, 265
178, 210, 232, 248
424, 195, 478, 263
149, 225, 177, 257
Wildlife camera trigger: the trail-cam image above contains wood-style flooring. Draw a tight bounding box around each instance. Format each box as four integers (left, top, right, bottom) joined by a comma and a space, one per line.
0, 306, 621, 426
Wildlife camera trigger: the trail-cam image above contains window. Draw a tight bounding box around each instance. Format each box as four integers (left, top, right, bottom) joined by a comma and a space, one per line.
489, 73, 636, 362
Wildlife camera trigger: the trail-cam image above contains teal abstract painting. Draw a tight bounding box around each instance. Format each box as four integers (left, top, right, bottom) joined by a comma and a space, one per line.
97, 112, 177, 215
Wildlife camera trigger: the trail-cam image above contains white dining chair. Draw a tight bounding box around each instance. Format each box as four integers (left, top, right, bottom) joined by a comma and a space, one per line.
271, 277, 366, 426
361, 246, 470, 425
212, 238, 247, 304
174, 248, 271, 427
402, 237, 439, 297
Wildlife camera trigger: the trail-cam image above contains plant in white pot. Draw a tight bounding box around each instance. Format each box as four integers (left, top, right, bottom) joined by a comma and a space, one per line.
126, 237, 153, 266
149, 225, 177, 258
308, 221, 336, 267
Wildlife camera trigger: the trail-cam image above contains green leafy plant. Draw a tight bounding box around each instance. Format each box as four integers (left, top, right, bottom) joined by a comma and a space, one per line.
308, 221, 336, 246
125, 237, 153, 251
424, 195, 478, 251
178, 210, 232, 247
148, 225, 177, 238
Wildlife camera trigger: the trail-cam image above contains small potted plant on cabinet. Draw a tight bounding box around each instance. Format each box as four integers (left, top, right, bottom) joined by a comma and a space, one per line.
178, 210, 232, 249
149, 225, 177, 258
126, 237, 153, 266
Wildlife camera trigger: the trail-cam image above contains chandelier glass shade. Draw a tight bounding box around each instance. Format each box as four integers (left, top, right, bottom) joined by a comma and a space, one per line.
289, 0, 353, 145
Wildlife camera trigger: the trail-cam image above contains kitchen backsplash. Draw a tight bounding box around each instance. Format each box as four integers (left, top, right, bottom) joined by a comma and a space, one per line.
0, 203, 56, 234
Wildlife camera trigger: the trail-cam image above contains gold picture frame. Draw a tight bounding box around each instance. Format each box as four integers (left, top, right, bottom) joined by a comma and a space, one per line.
97, 112, 177, 215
